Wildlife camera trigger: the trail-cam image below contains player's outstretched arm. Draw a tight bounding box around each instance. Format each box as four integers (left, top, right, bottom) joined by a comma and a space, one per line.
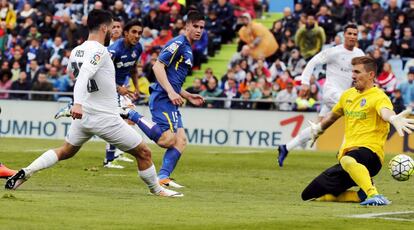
152, 60, 184, 105
309, 111, 342, 146
180, 89, 204, 107
382, 108, 414, 136
300, 49, 329, 86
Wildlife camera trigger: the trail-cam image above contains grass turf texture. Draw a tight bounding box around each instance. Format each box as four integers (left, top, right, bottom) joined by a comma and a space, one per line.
1, 138, 414, 229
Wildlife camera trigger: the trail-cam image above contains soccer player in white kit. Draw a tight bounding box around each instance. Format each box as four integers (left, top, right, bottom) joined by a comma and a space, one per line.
278, 24, 365, 167
5, 9, 182, 197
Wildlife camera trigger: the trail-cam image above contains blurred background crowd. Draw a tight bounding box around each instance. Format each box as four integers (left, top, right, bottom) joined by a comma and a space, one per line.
0, 0, 413, 113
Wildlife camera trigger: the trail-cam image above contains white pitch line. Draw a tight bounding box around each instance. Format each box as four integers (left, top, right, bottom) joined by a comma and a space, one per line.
346, 211, 414, 222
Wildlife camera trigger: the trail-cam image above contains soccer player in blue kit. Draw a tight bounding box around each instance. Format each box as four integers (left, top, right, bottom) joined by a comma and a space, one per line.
104, 19, 144, 168
123, 10, 206, 188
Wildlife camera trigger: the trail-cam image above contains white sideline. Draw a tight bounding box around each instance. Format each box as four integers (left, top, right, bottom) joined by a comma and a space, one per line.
346, 211, 414, 222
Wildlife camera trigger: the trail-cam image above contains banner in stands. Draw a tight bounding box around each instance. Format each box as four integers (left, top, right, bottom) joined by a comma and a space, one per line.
0, 100, 412, 153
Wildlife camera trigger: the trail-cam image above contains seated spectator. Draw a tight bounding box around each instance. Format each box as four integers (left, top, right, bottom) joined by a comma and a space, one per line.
10, 71, 31, 100
213, 0, 236, 44
172, 18, 185, 37
398, 27, 414, 59
24, 38, 48, 67
10, 61, 21, 81
159, 0, 182, 14
397, 67, 414, 107
201, 67, 218, 90
223, 78, 240, 108
151, 26, 173, 49
200, 77, 223, 108
377, 62, 397, 96
220, 69, 236, 90
232, 90, 253, 109
238, 71, 255, 93
192, 30, 208, 70
256, 84, 273, 110
112, 0, 129, 23
269, 59, 287, 82
228, 45, 254, 69
31, 71, 53, 101
127, 65, 150, 105
286, 48, 306, 78
275, 80, 297, 111
0, 70, 12, 99
139, 27, 154, 48
205, 10, 222, 56
248, 81, 262, 100
294, 88, 316, 112
358, 29, 372, 52
233, 61, 246, 83
142, 8, 164, 31
391, 88, 405, 114
361, 1, 385, 29
185, 78, 203, 107
231, 0, 256, 19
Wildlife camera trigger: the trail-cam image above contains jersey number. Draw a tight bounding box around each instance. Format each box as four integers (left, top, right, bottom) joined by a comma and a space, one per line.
71, 62, 99, 93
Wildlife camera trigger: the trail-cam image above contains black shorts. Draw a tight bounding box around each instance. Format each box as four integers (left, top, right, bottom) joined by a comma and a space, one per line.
301, 147, 382, 200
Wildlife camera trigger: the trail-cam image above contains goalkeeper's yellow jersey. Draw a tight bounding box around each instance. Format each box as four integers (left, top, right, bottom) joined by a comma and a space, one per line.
332, 86, 393, 163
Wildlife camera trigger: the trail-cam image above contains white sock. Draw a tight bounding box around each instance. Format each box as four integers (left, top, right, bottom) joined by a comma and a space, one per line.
138, 164, 163, 194
286, 127, 312, 151
23, 150, 58, 176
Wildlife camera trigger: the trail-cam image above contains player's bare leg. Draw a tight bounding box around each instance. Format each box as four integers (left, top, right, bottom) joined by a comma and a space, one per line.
126, 142, 183, 197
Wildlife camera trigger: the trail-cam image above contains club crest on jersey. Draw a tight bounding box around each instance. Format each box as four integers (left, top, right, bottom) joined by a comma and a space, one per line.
90, 53, 101, 65
131, 51, 137, 58
360, 98, 366, 107
185, 58, 192, 67
166, 42, 179, 53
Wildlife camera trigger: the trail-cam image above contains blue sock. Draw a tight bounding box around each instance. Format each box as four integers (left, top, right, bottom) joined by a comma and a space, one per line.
128, 110, 163, 142
105, 144, 116, 162
158, 148, 181, 179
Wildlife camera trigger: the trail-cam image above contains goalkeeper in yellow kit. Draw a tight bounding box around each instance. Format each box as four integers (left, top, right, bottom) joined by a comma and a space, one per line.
301, 56, 414, 206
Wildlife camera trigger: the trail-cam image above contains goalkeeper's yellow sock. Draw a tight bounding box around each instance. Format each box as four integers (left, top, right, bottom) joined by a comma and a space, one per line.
340, 155, 378, 197
316, 191, 361, 203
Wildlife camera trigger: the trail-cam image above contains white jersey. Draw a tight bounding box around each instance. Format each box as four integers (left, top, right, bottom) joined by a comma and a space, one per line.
301, 44, 365, 105
68, 41, 118, 115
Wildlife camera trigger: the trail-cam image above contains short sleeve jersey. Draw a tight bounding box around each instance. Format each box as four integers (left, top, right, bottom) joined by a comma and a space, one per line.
107, 38, 143, 86
150, 35, 193, 94
332, 87, 393, 162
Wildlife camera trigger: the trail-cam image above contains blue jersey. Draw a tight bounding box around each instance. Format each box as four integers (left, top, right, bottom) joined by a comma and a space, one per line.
149, 35, 193, 132
108, 38, 143, 86
150, 35, 193, 94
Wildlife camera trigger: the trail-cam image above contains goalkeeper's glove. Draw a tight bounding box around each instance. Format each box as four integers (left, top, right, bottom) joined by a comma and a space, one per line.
389, 108, 414, 136
309, 120, 324, 147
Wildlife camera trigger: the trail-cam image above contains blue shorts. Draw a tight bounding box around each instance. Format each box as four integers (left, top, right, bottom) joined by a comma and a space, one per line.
149, 91, 183, 133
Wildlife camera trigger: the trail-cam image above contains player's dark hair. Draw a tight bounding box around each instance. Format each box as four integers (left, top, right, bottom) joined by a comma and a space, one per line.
344, 23, 358, 33
186, 10, 205, 23
113, 17, 122, 23
351, 56, 377, 75
124, 19, 142, 32
87, 9, 113, 31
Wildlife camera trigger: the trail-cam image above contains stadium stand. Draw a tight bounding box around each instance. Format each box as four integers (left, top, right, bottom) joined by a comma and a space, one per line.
0, 0, 413, 112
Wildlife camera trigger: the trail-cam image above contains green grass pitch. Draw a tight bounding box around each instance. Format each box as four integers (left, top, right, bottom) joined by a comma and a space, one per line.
1, 138, 414, 229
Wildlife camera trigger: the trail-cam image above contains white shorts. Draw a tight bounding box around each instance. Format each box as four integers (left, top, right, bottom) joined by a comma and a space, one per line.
65, 112, 142, 151
319, 89, 342, 117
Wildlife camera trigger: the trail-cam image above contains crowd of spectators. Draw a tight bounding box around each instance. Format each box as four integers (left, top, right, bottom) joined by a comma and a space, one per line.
0, 0, 413, 113
185, 0, 414, 112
